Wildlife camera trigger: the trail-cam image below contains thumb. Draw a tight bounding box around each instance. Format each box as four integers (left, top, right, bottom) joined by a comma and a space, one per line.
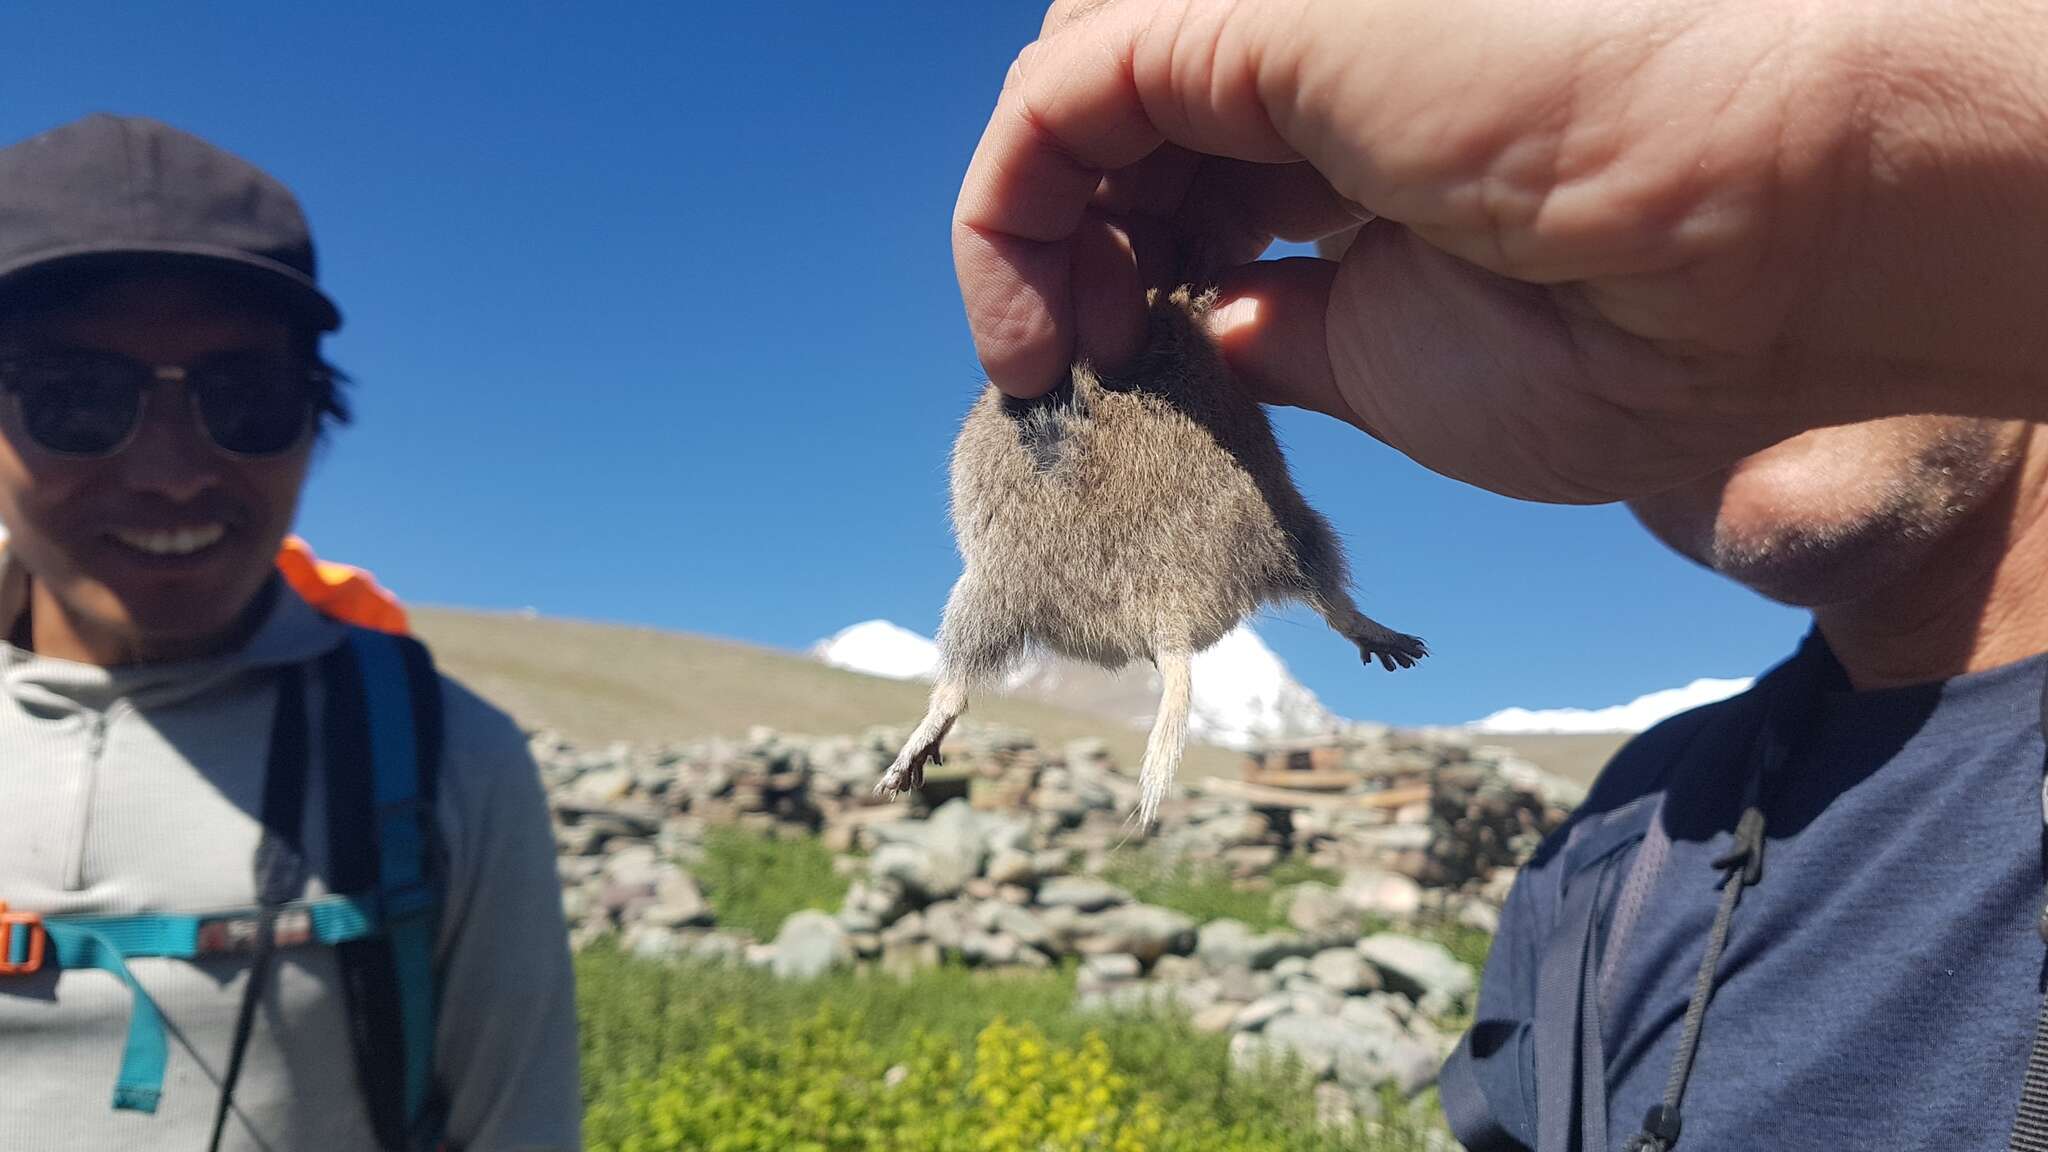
1208, 256, 1366, 430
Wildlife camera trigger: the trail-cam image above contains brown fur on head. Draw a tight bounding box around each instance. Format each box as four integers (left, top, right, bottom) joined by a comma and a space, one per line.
879, 286, 1425, 826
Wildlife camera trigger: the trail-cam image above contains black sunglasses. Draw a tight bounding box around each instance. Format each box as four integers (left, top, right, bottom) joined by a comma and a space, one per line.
0, 344, 325, 459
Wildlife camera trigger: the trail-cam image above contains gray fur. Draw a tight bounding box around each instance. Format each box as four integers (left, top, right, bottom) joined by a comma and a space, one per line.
877, 286, 1426, 826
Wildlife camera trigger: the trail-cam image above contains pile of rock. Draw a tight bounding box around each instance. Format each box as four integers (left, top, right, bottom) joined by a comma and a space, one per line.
537, 720, 1586, 1103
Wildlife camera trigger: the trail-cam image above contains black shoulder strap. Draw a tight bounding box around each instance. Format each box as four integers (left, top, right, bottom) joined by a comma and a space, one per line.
208, 663, 314, 1152
2003, 670, 2048, 1151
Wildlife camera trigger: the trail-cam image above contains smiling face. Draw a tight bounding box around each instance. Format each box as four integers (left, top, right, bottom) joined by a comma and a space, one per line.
0, 274, 315, 663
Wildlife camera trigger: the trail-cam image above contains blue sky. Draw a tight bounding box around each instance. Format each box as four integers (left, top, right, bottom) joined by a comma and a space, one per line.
0, 2, 1809, 725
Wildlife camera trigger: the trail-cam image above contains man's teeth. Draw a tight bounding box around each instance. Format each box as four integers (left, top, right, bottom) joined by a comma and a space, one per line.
111, 524, 226, 556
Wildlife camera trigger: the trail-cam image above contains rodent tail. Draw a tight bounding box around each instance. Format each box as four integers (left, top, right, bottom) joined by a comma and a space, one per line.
1136, 648, 1193, 828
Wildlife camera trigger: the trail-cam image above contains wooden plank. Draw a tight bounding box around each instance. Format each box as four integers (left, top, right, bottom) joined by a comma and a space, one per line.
1191, 777, 1433, 812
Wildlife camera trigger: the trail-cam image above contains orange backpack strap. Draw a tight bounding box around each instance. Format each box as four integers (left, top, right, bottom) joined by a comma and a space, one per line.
276, 536, 410, 636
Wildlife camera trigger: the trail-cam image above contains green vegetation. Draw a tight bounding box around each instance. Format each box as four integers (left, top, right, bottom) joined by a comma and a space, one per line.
577, 946, 1449, 1152
694, 827, 850, 940
1099, 850, 1338, 933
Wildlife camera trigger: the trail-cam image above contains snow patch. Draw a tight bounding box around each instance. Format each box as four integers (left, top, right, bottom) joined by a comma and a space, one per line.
1472, 677, 1754, 734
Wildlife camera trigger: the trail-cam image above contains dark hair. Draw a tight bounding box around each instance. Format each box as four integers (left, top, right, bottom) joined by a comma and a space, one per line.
292, 327, 353, 434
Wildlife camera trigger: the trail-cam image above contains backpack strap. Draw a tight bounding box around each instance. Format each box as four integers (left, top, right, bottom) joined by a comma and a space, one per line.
323, 628, 447, 1151
1533, 795, 1661, 1152
2002, 670, 2048, 1151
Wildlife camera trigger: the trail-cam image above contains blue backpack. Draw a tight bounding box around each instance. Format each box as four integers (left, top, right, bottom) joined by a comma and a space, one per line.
0, 627, 447, 1151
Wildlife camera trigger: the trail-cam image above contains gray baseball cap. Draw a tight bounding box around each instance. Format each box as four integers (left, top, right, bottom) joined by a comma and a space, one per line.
0, 113, 341, 331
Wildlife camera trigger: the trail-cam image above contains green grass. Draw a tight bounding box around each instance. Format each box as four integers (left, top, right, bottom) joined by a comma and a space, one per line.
694, 827, 850, 940
576, 945, 1450, 1151
1098, 850, 1338, 933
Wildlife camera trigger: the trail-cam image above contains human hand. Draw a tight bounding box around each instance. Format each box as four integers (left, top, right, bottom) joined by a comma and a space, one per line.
952, 0, 2048, 501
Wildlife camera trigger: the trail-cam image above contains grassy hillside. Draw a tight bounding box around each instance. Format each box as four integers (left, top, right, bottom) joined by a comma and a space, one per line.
412, 607, 1627, 787
411, 606, 1249, 780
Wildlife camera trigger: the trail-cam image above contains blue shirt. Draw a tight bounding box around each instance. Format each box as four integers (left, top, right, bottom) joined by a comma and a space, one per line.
1467, 642, 2048, 1150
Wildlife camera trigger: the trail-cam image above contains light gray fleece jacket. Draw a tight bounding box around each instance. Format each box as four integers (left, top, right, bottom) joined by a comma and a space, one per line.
0, 557, 581, 1151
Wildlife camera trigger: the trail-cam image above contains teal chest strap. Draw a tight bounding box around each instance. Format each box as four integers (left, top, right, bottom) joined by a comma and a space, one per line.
4, 895, 387, 1113
0, 627, 446, 1148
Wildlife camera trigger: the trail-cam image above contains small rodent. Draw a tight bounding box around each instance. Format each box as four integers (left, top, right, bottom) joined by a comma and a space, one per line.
879, 286, 1426, 826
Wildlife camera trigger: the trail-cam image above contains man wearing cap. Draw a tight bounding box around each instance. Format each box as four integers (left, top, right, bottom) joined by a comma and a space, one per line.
0, 115, 580, 1150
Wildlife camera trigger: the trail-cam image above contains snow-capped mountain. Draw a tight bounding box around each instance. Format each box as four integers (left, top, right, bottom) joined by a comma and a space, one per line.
811, 620, 940, 681
810, 619, 1341, 749
1471, 676, 1754, 734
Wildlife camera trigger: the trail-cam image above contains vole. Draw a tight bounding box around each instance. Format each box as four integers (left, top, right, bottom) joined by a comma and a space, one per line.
878, 286, 1426, 826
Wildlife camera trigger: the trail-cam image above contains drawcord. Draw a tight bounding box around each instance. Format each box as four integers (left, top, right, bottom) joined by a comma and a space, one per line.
207, 664, 310, 1152
1622, 805, 1768, 1152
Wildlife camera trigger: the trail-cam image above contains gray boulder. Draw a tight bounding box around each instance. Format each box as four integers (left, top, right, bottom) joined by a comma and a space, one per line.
1073, 904, 1197, 963
1308, 947, 1380, 995
1197, 919, 1315, 972
771, 911, 853, 980
1359, 933, 1476, 1015
1037, 876, 1131, 912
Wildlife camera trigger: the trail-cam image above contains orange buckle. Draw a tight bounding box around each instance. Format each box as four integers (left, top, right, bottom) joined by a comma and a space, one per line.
0, 902, 48, 975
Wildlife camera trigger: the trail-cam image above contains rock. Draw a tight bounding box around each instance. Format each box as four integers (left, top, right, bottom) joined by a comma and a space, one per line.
1194, 1002, 1245, 1034
1215, 966, 1273, 1004
1457, 899, 1502, 935
1322, 997, 1441, 1096
641, 864, 713, 928
1289, 984, 1344, 1019
1073, 904, 1197, 963
690, 932, 748, 964
837, 906, 884, 934
771, 911, 852, 980
986, 848, 1035, 887
990, 904, 1053, 951
923, 901, 969, 953
961, 931, 1021, 967
1037, 876, 1131, 912
1358, 933, 1476, 1015
1197, 919, 1314, 972
1081, 952, 1142, 985
880, 908, 926, 945
1209, 810, 1272, 847
1223, 845, 1283, 875
1252, 1011, 1435, 1095
873, 842, 959, 901
1284, 882, 1360, 940
1151, 954, 1204, 985
560, 886, 591, 924
1273, 956, 1312, 981
1308, 947, 1381, 995
1339, 868, 1425, 920
1255, 1015, 1343, 1079
626, 924, 678, 958
571, 765, 635, 806
1232, 993, 1292, 1032
600, 842, 662, 894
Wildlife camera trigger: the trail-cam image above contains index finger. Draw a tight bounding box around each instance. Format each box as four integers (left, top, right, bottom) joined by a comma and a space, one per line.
952, 0, 1305, 396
